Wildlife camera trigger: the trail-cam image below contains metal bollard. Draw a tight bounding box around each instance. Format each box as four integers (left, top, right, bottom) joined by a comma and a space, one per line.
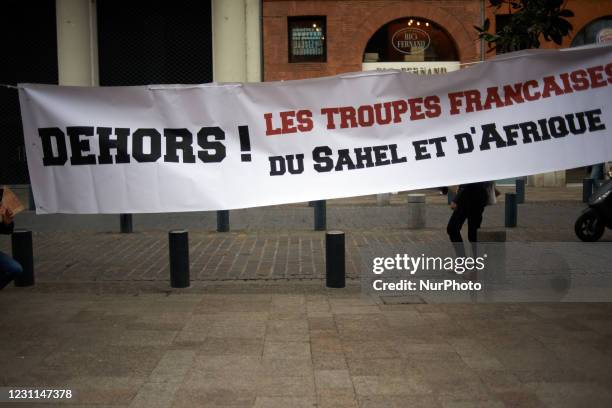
376, 193, 391, 206
406, 194, 426, 229
314, 200, 326, 231
325, 231, 345, 288
217, 210, 230, 232
583, 178, 594, 203
447, 190, 455, 205
120, 214, 133, 233
505, 193, 517, 228
12, 230, 34, 287
515, 178, 525, 204
169, 230, 190, 288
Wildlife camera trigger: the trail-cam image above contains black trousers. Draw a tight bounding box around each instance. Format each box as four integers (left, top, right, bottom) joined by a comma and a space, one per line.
447, 203, 486, 243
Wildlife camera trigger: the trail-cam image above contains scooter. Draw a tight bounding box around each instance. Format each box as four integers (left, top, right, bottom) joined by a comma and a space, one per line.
575, 177, 612, 242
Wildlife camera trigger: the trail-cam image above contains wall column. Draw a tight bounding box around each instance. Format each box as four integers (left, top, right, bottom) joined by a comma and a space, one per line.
56, 0, 98, 86
245, 0, 262, 82
212, 0, 261, 83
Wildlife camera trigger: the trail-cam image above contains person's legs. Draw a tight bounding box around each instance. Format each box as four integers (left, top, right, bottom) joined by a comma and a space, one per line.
467, 205, 486, 243
0, 251, 22, 289
448, 209, 468, 257
447, 207, 467, 243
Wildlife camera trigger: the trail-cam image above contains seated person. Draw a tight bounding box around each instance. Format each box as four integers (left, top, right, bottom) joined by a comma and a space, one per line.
0, 202, 22, 289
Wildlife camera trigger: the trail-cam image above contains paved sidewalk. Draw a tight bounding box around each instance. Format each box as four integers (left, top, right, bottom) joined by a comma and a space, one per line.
1, 187, 610, 284
2, 286, 612, 407
1, 187, 612, 407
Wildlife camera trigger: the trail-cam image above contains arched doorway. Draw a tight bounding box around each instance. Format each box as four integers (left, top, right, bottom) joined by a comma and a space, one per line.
362, 17, 460, 74
571, 16, 612, 47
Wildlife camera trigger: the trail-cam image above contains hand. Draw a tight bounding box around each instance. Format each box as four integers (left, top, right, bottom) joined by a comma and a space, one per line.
1, 206, 14, 225
450, 201, 457, 210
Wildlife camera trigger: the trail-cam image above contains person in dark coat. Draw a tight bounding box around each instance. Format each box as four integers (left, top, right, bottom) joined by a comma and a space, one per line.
447, 182, 489, 243
0, 193, 22, 289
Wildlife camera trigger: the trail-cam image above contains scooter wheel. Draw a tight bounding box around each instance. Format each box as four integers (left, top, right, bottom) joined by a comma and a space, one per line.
574, 210, 605, 242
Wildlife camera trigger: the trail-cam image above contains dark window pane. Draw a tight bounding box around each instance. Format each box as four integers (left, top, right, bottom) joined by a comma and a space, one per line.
0, 0, 58, 184
97, 0, 213, 86
288, 16, 326, 63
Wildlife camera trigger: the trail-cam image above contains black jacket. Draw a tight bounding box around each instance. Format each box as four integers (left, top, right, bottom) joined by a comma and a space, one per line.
453, 182, 489, 208
0, 221, 14, 235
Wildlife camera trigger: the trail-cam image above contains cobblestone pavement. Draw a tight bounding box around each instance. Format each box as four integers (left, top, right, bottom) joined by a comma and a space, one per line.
2, 187, 612, 407
1, 288, 612, 407
1, 187, 611, 283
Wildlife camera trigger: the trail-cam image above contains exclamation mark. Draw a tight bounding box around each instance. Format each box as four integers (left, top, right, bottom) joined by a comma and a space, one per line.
239, 125, 252, 162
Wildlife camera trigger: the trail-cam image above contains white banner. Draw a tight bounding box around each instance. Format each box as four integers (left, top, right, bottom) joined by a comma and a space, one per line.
18, 45, 612, 214
362, 61, 460, 75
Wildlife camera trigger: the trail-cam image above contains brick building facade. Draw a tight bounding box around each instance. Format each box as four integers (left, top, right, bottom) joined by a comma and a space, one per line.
263, 0, 612, 81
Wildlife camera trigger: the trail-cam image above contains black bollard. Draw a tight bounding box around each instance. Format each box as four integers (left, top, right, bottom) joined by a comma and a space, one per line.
169, 230, 190, 288
515, 178, 525, 204
12, 230, 34, 287
583, 178, 594, 203
314, 200, 326, 231
447, 190, 455, 205
325, 231, 345, 288
120, 214, 133, 233
505, 193, 517, 228
217, 210, 230, 232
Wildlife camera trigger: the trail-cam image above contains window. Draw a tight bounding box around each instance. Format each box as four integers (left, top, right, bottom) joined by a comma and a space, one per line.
0, 0, 58, 184
494, 14, 529, 54
495, 15, 511, 54
97, 0, 213, 86
288, 16, 326, 63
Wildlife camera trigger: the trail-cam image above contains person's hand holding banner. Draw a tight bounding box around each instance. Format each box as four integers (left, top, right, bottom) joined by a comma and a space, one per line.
0, 187, 24, 224
0, 187, 24, 219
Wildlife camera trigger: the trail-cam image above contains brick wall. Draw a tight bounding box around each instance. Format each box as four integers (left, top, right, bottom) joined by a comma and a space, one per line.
264, 0, 482, 81
264, 0, 612, 80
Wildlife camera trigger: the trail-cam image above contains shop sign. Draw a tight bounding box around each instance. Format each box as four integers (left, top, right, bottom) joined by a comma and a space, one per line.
362, 61, 460, 75
391, 28, 430, 54
597, 28, 612, 44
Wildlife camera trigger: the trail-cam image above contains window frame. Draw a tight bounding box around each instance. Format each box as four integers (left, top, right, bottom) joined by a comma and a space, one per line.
288, 16, 327, 63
